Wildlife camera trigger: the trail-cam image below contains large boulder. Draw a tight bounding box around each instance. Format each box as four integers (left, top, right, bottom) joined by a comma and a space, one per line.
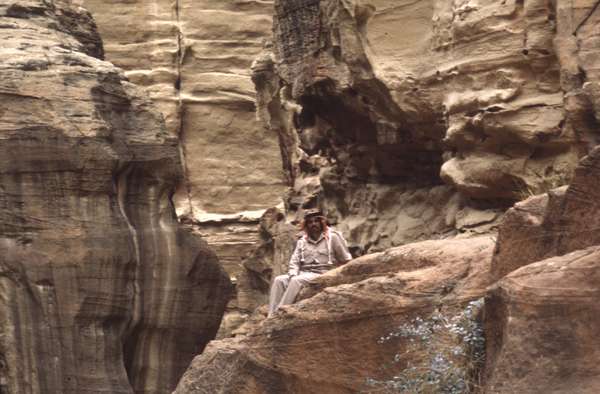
0, 1, 230, 392
483, 141, 600, 393
174, 236, 494, 393
485, 246, 600, 393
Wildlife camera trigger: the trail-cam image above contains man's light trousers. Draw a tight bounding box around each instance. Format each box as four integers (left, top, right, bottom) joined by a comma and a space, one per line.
268, 272, 320, 316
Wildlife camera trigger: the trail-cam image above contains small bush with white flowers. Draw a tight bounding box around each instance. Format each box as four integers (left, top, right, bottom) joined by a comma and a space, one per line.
364, 298, 485, 393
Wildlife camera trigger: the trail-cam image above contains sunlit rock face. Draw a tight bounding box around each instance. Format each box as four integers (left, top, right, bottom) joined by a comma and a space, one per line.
76, 0, 286, 227
0, 1, 230, 393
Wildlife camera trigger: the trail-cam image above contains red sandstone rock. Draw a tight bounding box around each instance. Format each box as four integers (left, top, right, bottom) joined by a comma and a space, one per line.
174, 237, 494, 393
492, 145, 600, 281
485, 246, 600, 393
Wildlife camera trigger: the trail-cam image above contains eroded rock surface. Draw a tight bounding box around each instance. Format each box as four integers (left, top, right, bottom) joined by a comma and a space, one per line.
492, 145, 600, 280
174, 236, 494, 393
77, 0, 286, 223
482, 145, 600, 392
485, 246, 600, 393
251, 0, 600, 255
173, 0, 600, 391
0, 2, 230, 392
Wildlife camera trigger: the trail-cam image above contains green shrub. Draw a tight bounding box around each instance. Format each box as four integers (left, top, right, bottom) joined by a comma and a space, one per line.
364, 299, 485, 393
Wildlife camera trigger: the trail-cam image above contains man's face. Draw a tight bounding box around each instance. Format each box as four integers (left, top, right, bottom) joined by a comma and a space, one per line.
306, 216, 323, 235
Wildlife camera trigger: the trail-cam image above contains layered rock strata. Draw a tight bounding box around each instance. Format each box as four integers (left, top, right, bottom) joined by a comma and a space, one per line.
174, 140, 600, 392
174, 140, 600, 394
0, 2, 230, 393
76, 0, 286, 231
78, 0, 287, 334
174, 0, 600, 391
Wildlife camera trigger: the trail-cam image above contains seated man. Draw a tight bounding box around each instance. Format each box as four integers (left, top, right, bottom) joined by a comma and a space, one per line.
268, 209, 352, 316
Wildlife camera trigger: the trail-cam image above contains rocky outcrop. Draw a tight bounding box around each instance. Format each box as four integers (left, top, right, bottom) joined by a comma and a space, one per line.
492, 144, 600, 280
172, 146, 600, 394
485, 246, 600, 393
0, 2, 230, 393
483, 145, 600, 392
174, 236, 494, 393
172, 0, 600, 391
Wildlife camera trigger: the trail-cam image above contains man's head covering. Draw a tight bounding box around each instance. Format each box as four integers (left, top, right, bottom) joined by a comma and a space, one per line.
303, 208, 324, 219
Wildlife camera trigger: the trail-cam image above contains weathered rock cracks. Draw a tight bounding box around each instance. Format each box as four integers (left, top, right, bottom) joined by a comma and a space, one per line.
77, 0, 287, 337
253, 0, 600, 254
0, 1, 230, 393
175, 148, 600, 394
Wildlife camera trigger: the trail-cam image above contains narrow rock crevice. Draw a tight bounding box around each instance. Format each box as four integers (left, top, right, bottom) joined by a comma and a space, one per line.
173, 0, 195, 220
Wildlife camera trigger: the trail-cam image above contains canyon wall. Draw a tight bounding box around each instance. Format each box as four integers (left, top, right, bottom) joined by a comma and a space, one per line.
0, 1, 230, 392
76, 0, 287, 330
77, 0, 594, 336
3, 0, 600, 391
177, 148, 600, 394
174, 0, 600, 393
225, 0, 600, 330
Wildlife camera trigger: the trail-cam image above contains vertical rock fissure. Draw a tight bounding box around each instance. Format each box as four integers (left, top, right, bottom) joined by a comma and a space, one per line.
174, 0, 195, 219
115, 165, 142, 388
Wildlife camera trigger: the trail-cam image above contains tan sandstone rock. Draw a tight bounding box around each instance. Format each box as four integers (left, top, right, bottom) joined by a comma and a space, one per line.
78, 0, 286, 222
252, 0, 594, 259
483, 147, 600, 392
267, 0, 581, 203
0, 2, 231, 392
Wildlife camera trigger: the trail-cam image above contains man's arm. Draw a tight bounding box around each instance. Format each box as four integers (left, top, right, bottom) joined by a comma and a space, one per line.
331, 231, 352, 264
288, 239, 303, 276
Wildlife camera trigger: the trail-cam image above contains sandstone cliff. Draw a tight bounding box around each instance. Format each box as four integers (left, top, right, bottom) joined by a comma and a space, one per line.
173, 0, 600, 393
222, 0, 600, 337
176, 149, 600, 394
253, 0, 600, 250
4, 0, 600, 392
0, 1, 230, 392
76, 0, 287, 334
